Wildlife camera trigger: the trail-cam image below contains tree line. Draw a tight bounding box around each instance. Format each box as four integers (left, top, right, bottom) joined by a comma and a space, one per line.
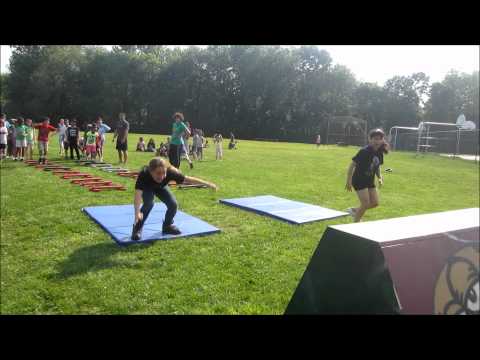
1, 45, 478, 142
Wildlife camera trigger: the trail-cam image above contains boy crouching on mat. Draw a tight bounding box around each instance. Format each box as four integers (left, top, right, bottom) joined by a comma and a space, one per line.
131, 157, 217, 240
345, 128, 389, 222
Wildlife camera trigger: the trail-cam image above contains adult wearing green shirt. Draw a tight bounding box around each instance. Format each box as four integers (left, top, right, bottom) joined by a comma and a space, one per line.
15, 117, 28, 161
168, 112, 190, 168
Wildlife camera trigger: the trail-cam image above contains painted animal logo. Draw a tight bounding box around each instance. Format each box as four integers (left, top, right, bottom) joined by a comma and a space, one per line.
434, 244, 479, 315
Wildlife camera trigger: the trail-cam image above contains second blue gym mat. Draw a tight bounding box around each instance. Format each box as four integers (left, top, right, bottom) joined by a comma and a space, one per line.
83, 204, 220, 245
219, 195, 348, 224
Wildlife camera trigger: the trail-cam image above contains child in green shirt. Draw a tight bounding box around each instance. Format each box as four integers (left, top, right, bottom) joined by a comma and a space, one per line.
25, 118, 35, 160
85, 124, 99, 160
14, 117, 28, 161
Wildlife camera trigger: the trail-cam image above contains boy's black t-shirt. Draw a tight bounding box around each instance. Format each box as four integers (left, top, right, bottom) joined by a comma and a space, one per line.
135, 166, 185, 192
67, 127, 79, 139
352, 145, 384, 181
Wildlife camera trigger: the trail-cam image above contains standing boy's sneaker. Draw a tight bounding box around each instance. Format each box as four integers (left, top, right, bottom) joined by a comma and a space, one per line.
162, 224, 181, 235
131, 222, 143, 241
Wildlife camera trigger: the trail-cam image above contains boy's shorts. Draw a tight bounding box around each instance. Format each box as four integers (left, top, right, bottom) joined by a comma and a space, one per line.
86, 144, 97, 155
38, 141, 48, 153
0, 143, 6, 150
352, 177, 376, 191
16, 139, 27, 148
27, 140, 35, 146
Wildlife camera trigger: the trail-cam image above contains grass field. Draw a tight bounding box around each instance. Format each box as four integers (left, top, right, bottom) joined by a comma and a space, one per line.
1, 133, 478, 314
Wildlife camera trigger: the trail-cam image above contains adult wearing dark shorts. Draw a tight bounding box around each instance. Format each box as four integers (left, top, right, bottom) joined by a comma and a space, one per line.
131, 157, 217, 240
112, 113, 129, 164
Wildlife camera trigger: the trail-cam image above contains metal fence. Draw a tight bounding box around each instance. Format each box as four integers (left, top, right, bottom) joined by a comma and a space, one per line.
393, 129, 479, 156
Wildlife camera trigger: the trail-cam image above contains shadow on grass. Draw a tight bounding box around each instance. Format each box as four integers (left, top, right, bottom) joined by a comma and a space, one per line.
52, 241, 152, 280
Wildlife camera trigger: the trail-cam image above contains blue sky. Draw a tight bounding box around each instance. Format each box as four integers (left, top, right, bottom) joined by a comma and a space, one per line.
1, 45, 478, 86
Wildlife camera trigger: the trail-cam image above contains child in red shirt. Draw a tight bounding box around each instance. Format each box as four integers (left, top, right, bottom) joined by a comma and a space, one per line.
33, 117, 57, 164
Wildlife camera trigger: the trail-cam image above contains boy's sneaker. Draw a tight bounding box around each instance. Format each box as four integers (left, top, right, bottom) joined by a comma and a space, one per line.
131, 223, 143, 241
162, 224, 181, 235
346, 207, 356, 218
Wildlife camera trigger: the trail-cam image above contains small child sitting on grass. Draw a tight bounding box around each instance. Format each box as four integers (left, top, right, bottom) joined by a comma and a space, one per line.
136, 137, 146, 152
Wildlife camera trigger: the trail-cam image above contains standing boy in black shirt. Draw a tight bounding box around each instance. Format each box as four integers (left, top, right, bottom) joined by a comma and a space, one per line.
132, 157, 218, 240
345, 129, 389, 222
66, 119, 81, 160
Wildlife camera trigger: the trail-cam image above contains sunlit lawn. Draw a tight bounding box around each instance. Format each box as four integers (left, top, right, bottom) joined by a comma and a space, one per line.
1, 133, 478, 314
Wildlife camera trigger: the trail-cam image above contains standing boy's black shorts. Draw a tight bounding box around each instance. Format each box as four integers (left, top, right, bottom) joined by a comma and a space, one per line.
0, 144, 6, 149
116, 140, 128, 151
352, 176, 375, 191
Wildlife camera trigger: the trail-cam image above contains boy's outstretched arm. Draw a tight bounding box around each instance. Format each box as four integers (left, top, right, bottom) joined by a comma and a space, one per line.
184, 176, 217, 191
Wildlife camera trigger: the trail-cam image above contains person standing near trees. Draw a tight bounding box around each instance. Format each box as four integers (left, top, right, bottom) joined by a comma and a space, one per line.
66, 119, 81, 160
181, 121, 194, 169
14, 117, 28, 161
57, 119, 67, 156
168, 112, 191, 169
214, 132, 223, 160
85, 124, 99, 160
192, 130, 203, 160
0, 118, 7, 161
112, 112, 129, 165
32, 117, 57, 164
96, 116, 111, 162
6, 119, 16, 159
315, 134, 321, 147
25, 119, 35, 161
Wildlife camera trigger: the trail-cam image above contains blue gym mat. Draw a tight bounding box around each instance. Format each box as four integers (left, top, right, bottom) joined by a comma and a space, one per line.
219, 195, 348, 224
83, 204, 220, 245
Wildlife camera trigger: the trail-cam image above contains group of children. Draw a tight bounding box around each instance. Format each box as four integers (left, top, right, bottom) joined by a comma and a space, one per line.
62, 117, 113, 161
0, 113, 113, 164
136, 137, 157, 152
1, 116, 34, 161
56, 117, 112, 162
0, 114, 52, 162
